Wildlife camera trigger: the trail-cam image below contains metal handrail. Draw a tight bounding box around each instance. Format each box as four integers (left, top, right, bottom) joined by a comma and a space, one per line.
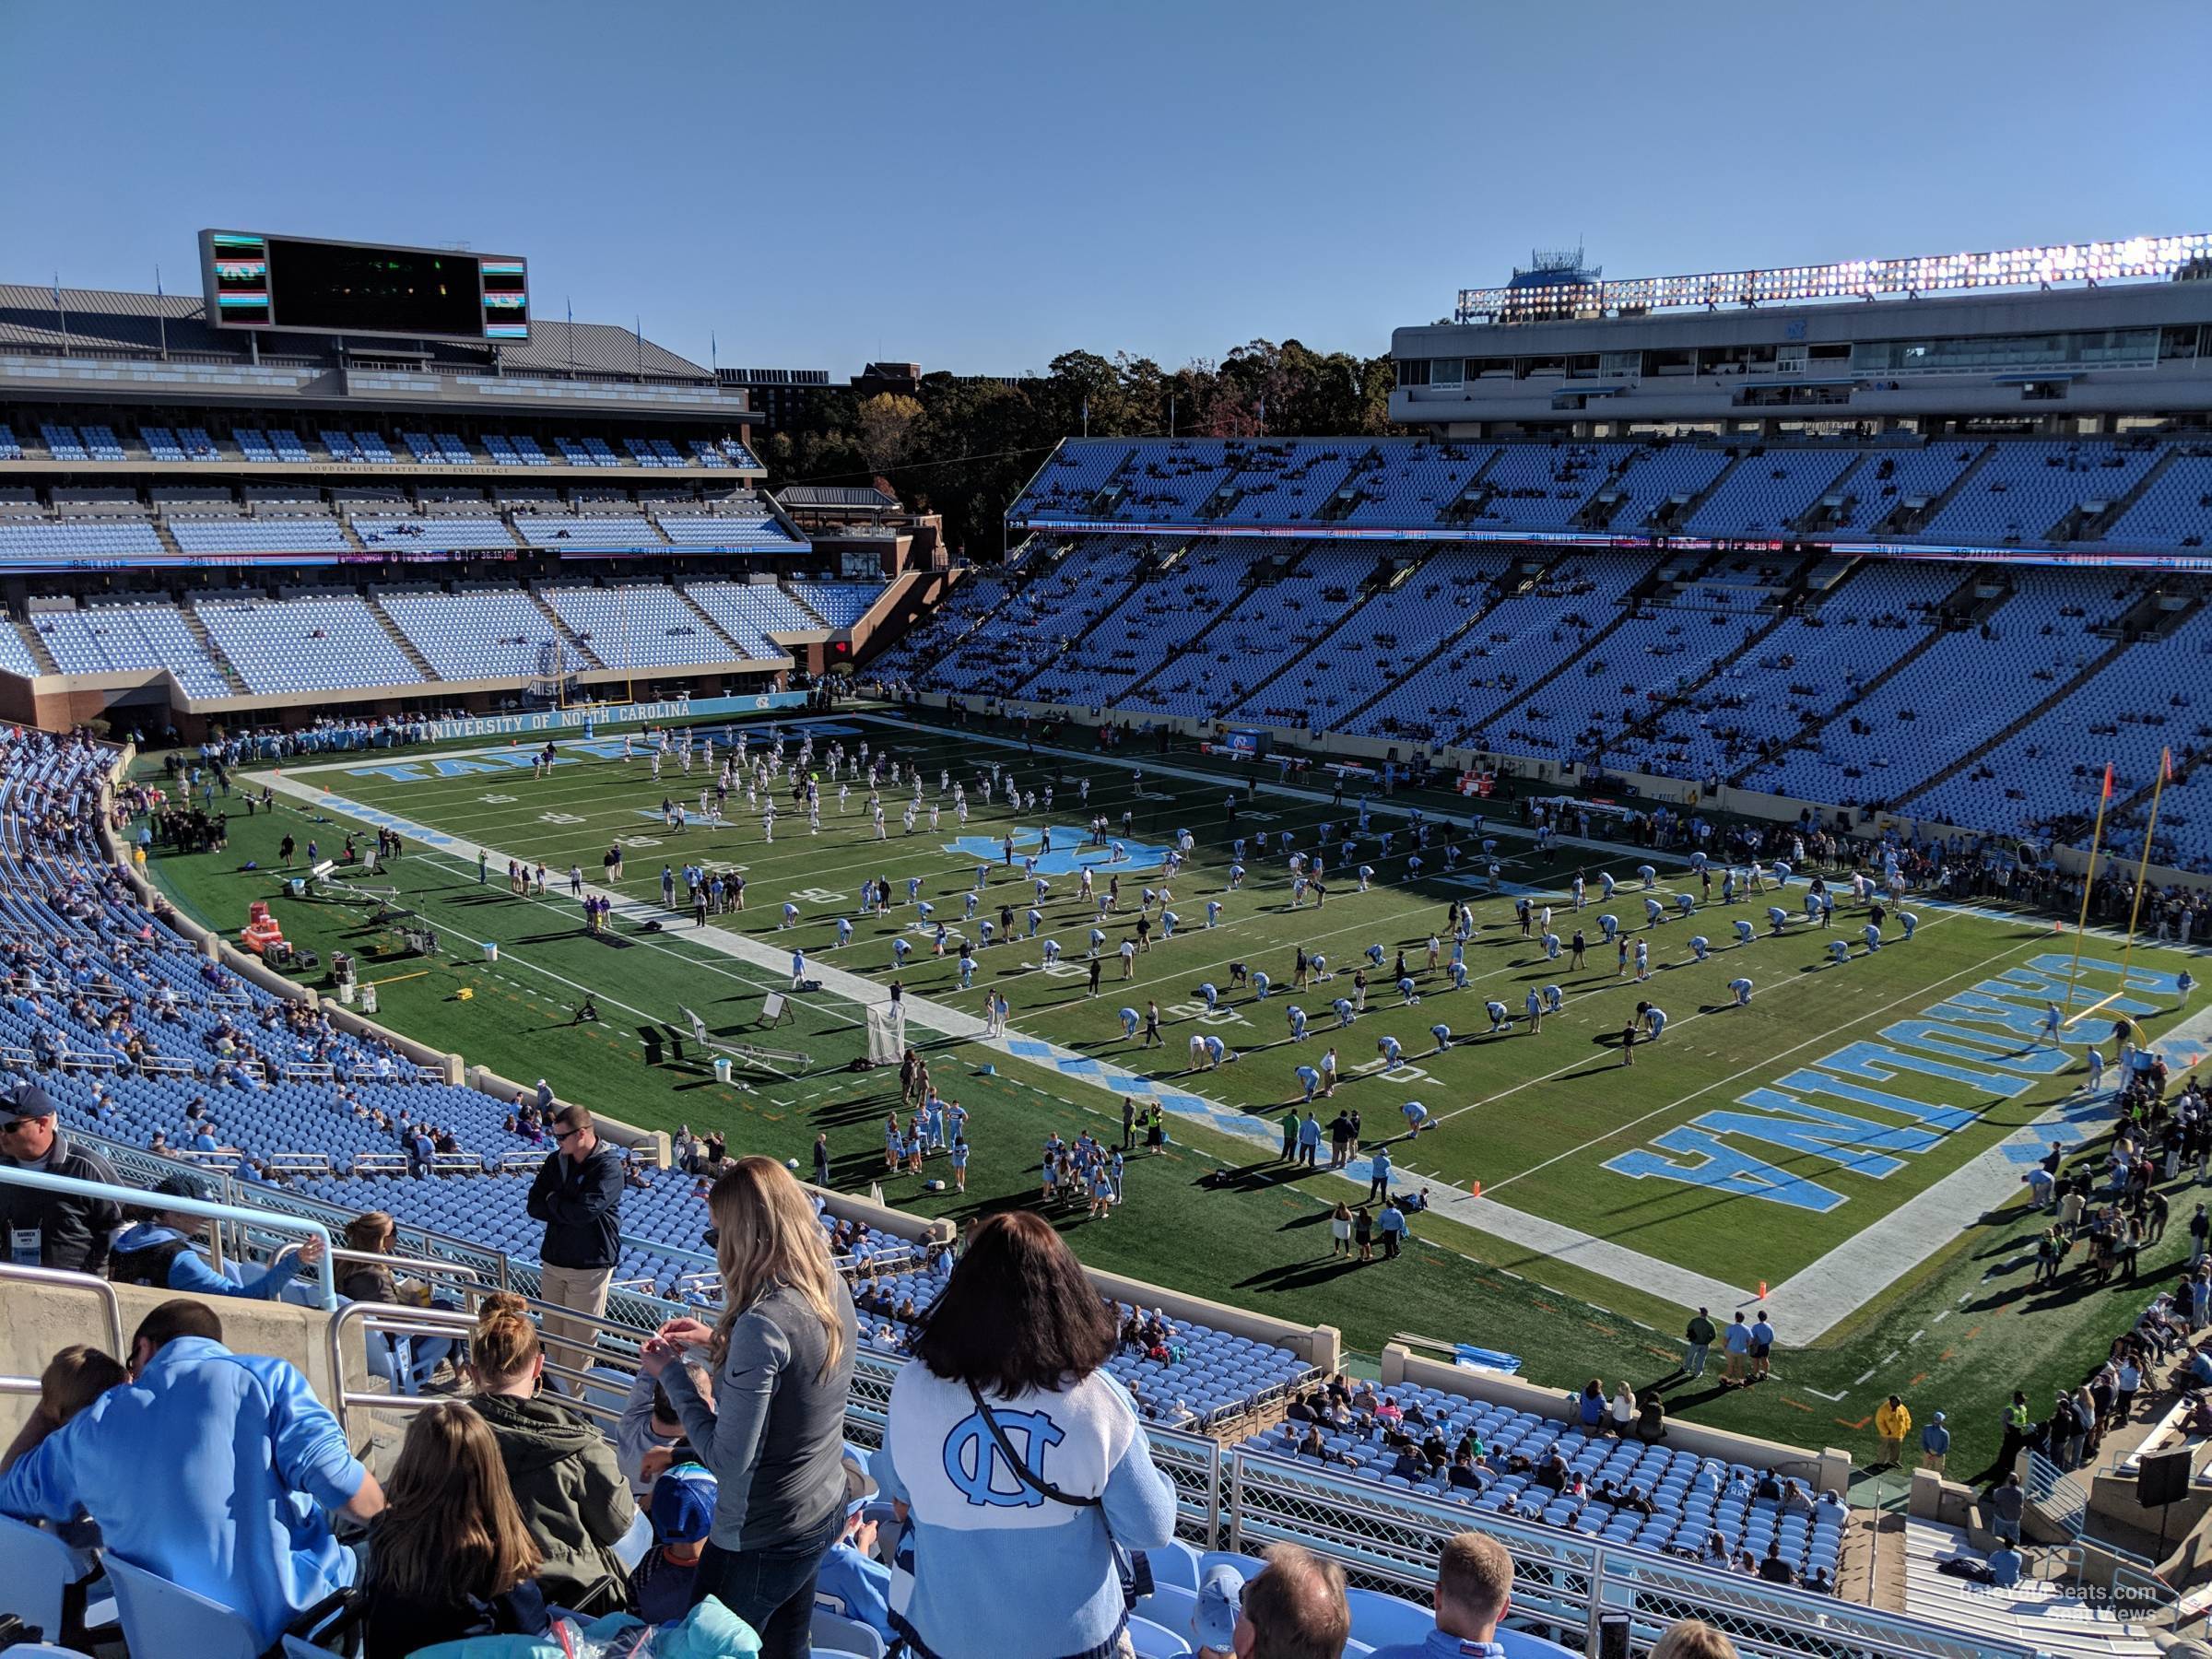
0, 1163, 336, 1309
0, 1261, 128, 1397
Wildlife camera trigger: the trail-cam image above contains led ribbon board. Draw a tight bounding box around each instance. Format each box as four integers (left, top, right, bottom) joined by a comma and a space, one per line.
1455, 233, 2212, 324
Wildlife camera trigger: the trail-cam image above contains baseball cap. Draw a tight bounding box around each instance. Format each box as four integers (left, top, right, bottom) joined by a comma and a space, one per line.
5, 1082, 56, 1124
649, 1465, 716, 1547
1193, 1564, 1244, 1650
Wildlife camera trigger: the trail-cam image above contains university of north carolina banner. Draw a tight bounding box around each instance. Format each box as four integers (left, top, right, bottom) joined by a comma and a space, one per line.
416, 690, 811, 743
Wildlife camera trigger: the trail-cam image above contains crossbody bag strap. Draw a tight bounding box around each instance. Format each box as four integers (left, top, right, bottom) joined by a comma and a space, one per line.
967, 1380, 1101, 1507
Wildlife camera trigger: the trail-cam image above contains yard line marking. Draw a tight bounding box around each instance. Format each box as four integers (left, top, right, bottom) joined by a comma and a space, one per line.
1799, 1385, 1846, 1402
1853, 1367, 1878, 1385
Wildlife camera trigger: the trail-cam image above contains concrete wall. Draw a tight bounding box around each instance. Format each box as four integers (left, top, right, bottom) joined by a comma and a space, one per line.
1, 1272, 350, 1451
1381, 1343, 1847, 1494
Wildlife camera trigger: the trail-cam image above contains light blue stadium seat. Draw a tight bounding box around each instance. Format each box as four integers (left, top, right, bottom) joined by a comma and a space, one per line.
808, 1606, 887, 1658
1129, 1613, 1194, 1658
0, 1514, 109, 1646
104, 1556, 265, 1659
1149, 1538, 1202, 1591
1344, 1586, 1433, 1649
1137, 1583, 1200, 1632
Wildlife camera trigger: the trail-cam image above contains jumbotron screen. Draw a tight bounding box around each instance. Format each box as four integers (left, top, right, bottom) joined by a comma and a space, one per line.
199, 229, 529, 342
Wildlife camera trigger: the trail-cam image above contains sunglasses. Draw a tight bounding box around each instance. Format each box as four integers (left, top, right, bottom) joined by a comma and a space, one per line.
0, 1118, 41, 1135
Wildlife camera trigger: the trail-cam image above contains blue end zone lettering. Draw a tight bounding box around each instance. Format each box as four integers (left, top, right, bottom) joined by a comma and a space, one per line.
1815, 1041, 2035, 1098
1771, 1069, 1977, 1134
1603, 1128, 1847, 1213
1879, 1020, 2074, 1074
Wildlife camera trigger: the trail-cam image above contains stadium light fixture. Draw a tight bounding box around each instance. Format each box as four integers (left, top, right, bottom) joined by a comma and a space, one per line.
1454, 232, 2212, 324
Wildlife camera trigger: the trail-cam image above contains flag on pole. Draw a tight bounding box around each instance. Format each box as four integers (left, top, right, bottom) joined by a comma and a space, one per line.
2163, 747, 2175, 782
2100, 762, 2114, 800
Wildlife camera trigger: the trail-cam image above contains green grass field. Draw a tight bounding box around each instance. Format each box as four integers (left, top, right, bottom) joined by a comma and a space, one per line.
136, 710, 2206, 1481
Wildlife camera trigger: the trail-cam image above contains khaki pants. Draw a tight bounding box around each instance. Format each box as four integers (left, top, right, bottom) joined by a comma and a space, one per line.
535, 1262, 613, 1389
1877, 1435, 1901, 1464
1921, 1452, 1947, 1476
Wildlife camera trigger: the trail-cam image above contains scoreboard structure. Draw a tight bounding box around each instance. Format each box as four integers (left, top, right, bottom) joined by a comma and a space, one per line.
199, 229, 529, 343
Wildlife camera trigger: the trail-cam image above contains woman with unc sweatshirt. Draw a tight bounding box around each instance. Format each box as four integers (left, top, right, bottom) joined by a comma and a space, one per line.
875, 1210, 1177, 1659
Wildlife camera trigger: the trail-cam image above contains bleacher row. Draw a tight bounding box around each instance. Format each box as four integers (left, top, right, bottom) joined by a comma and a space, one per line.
12, 420, 762, 472
874, 536, 2212, 870
1243, 1388, 1845, 1584
0, 499, 808, 563
6, 578, 888, 692
1011, 435, 2212, 551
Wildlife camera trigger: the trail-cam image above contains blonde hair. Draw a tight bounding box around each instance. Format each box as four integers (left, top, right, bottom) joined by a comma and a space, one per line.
345, 1210, 395, 1254
1648, 1621, 1739, 1659
707, 1156, 846, 1382
469, 1293, 542, 1386
371, 1401, 543, 1605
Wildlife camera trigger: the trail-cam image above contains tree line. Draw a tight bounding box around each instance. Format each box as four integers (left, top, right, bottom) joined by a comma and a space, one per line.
755, 341, 1398, 559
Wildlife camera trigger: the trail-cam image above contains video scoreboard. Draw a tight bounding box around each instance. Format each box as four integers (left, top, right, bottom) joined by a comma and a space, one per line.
199, 229, 528, 343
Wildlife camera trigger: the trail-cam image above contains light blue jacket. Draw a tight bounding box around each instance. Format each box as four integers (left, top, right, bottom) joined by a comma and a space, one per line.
0, 1336, 366, 1651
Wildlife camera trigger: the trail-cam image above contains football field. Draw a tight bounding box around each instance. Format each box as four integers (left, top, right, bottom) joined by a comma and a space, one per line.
251, 709, 2198, 1324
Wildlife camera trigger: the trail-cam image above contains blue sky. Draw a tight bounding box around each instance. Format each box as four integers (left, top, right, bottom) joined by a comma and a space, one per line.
3, 1, 2206, 378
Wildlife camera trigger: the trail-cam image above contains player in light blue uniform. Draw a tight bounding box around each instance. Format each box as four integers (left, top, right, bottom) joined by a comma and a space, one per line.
835, 915, 853, 947
1376, 1034, 1404, 1069
1728, 977, 1754, 1006
1675, 892, 1696, 920
1486, 998, 1511, 1032
1206, 900, 1222, 928
1088, 927, 1107, 958
782, 900, 799, 928
1160, 910, 1179, 939
1688, 934, 1710, 961
1333, 996, 1356, 1028
1430, 1021, 1452, 1053
891, 937, 911, 965
1829, 939, 1852, 966
1899, 911, 1919, 940
1401, 1100, 1432, 1134
1286, 1006, 1308, 1041
1862, 922, 1883, 952
1119, 1006, 1141, 1038
1599, 913, 1620, 941
1447, 959, 1469, 990
1542, 984, 1565, 1014
1733, 918, 1756, 944
1640, 1004, 1667, 1040
1252, 969, 1272, 1001
1769, 905, 1790, 935
1542, 930, 1561, 960
1199, 982, 1219, 1011
1396, 975, 1420, 1006
1644, 895, 1666, 928
1296, 1064, 1322, 1100
1041, 938, 1062, 965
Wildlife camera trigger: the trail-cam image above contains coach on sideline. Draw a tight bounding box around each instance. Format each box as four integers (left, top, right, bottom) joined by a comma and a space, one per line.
526, 1102, 624, 1392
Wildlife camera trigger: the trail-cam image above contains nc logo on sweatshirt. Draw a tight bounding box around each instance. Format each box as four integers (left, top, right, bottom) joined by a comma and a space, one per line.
944, 827, 1167, 877
944, 1407, 1065, 1506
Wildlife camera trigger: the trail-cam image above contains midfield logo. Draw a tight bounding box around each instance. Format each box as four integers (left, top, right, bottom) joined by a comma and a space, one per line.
944, 827, 1168, 877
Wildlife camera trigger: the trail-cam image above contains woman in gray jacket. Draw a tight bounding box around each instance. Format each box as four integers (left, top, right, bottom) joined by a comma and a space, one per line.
641, 1156, 857, 1659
